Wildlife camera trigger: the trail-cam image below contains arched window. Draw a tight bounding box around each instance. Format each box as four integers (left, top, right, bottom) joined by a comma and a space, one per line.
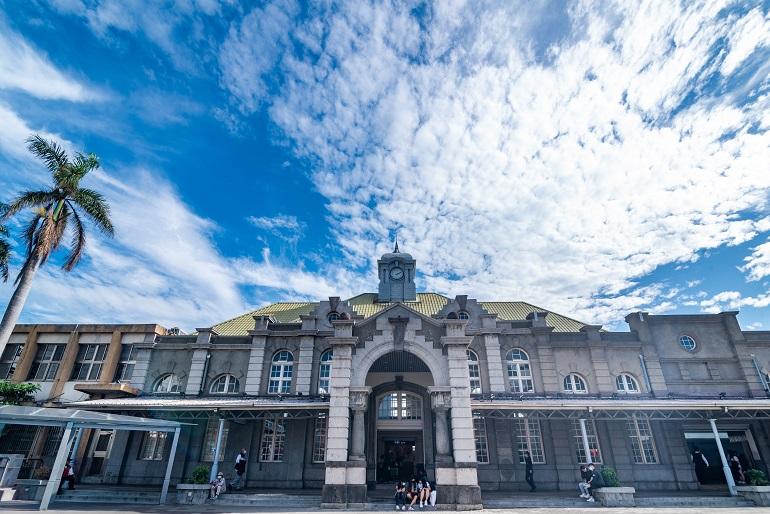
616, 373, 639, 393
210, 374, 240, 394
679, 335, 697, 352
458, 311, 470, 320
327, 312, 340, 323
506, 348, 533, 393
268, 350, 294, 394
153, 373, 180, 394
467, 350, 481, 394
378, 392, 422, 421
563, 373, 587, 394
318, 349, 333, 394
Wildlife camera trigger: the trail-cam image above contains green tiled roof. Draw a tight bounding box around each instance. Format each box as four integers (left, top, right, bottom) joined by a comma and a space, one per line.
212, 293, 587, 335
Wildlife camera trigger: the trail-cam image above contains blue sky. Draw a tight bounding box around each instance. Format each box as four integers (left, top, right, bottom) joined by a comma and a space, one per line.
1, 1, 770, 332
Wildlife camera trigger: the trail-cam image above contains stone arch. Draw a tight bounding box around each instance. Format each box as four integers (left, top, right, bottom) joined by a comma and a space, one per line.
351, 340, 448, 387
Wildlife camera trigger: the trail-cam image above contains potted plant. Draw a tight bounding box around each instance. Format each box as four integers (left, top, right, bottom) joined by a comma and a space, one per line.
14, 464, 51, 501
175, 465, 211, 505
736, 469, 770, 506
593, 466, 636, 507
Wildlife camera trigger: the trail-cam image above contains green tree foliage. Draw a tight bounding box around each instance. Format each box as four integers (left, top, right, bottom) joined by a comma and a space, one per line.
0, 380, 40, 405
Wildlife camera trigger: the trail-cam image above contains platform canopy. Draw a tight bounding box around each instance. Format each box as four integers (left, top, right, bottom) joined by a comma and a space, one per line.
0, 405, 181, 432
0, 405, 182, 511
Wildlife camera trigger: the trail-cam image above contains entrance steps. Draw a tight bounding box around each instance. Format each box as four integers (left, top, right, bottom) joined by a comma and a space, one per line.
215, 492, 321, 508
54, 488, 160, 504
635, 495, 755, 508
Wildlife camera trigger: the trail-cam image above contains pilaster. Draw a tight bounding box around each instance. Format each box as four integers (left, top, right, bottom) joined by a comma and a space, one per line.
49, 329, 80, 399
245, 317, 270, 395
581, 325, 613, 393
296, 335, 315, 395
482, 332, 506, 393
11, 329, 39, 383
99, 331, 123, 384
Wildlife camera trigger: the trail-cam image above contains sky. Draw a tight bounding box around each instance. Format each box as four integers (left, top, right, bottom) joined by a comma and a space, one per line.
0, 0, 769, 332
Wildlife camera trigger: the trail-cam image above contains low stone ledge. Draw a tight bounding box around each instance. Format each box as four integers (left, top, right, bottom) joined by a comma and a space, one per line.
736, 485, 770, 506
175, 483, 210, 505
594, 486, 635, 507
13, 479, 48, 501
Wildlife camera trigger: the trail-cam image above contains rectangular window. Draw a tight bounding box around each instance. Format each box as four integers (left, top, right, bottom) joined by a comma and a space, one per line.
312, 415, 328, 463
139, 431, 167, 460
268, 363, 293, 394
0, 343, 24, 379
469, 362, 482, 394
71, 343, 108, 381
513, 418, 545, 464
571, 419, 602, 464
259, 417, 286, 462
627, 417, 658, 464
29, 344, 66, 381
114, 344, 136, 382
201, 419, 229, 462
473, 417, 489, 464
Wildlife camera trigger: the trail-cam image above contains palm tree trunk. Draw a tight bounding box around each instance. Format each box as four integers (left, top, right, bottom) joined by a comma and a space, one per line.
0, 257, 40, 351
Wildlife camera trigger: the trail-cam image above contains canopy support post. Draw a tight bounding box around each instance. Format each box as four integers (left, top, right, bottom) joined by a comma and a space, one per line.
40, 421, 75, 511
709, 418, 737, 496
160, 427, 181, 504
579, 418, 593, 464
209, 418, 225, 481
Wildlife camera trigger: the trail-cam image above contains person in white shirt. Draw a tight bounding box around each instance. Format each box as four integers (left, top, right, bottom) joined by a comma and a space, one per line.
210, 472, 226, 499
232, 449, 247, 490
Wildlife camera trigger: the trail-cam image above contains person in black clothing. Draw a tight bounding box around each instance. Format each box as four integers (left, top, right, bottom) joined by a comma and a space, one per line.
524, 451, 536, 492
585, 464, 597, 502
691, 446, 709, 483
394, 481, 406, 510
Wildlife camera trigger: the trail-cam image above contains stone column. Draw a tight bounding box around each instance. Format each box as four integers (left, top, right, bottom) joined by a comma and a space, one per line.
439, 320, 482, 510
349, 387, 370, 460
99, 330, 123, 384
50, 329, 81, 399
295, 335, 315, 395
11, 328, 39, 384
185, 328, 215, 395
429, 387, 452, 462
322, 319, 366, 508
245, 316, 270, 395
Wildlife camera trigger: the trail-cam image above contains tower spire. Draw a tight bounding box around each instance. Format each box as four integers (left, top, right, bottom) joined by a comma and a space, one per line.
393, 237, 399, 253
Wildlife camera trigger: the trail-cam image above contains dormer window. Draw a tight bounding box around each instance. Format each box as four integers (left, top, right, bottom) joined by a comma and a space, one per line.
458, 311, 470, 320
327, 312, 340, 323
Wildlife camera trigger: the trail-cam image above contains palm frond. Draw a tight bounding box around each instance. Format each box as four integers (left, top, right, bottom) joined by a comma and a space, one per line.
3, 191, 59, 220
0, 236, 9, 282
22, 215, 42, 257
63, 201, 86, 271
32, 209, 68, 266
56, 152, 99, 192
26, 135, 69, 175
71, 188, 114, 236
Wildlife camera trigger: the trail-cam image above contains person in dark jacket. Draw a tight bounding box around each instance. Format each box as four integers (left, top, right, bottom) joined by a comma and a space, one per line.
691, 446, 709, 483
729, 452, 745, 483
585, 464, 597, 502
232, 448, 247, 490
524, 451, 536, 492
578, 464, 590, 498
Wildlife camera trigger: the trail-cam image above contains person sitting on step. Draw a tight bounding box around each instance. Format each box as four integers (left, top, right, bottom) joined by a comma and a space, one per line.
210, 472, 226, 499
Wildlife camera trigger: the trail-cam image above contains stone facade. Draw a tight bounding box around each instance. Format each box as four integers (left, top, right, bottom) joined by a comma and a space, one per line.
2, 248, 770, 508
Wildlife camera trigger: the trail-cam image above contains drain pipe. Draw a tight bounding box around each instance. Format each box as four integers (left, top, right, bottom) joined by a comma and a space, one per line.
750, 354, 769, 392
639, 354, 653, 394
199, 352, 211, 395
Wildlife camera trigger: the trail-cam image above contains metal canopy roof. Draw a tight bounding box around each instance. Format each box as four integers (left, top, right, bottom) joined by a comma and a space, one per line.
0, 405, 181, 432
68, 397, 329, 411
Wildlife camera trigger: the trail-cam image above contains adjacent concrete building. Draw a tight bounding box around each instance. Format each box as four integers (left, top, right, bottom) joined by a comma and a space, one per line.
3, 246, 770, 508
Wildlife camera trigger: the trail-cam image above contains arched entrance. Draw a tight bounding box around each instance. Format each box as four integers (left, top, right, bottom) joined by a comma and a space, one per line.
364, 351, 434, 487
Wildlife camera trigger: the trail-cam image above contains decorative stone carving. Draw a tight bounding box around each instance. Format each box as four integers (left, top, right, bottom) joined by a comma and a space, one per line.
389, 316, 409, 351
349, 387, 371, 411
430, 387, 452, 411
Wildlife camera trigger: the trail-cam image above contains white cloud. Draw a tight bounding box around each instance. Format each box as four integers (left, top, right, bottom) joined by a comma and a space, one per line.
699, 290, 770, 313
247, 214, 305, 243
217, 1, 770, 324
740, 239, 770, 282
0, 21, 100, 101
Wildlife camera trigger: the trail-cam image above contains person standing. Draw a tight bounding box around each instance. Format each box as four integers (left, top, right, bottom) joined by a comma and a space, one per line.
232, 448, 247, 491
729, 452, 745, 484
57, 459, 75, 494
524, 451, 536, 492
691, 446, 709, 483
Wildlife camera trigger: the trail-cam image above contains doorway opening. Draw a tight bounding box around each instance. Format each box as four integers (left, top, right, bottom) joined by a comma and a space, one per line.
684, 428, 760, 485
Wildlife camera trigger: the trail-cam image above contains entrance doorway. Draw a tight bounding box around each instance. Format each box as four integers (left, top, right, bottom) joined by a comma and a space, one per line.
86, 429, 114, 477
377, 432, 424, 482
684, 428, 760, 485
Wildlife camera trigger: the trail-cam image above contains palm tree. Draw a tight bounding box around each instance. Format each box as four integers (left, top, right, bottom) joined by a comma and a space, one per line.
0, 222, 9, 283
0, 135, 114, 347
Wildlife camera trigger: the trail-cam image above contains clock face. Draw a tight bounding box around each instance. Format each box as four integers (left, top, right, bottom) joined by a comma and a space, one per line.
389, 267, 405, 280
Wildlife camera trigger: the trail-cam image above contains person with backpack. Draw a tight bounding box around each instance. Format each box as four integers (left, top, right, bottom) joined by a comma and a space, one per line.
232, 448, 247, 490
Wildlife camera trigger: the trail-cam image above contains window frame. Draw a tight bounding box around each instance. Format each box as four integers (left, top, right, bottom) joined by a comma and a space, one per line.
467, 349, 482, 394
71, 343, 108, 382
627, 416, 659, 464
318, 349, 333, 394
377, 392, 422, 422
267, 350, 294, 394
513, 417, 546, 464
312, 415, 328, 463
209, 374, 240, 394
114, 344, 136, 383
153, 373, 181, 394
139, 431, 167, 461
473, 417, 490, 464
201, 418, 229, 462
571, 419, 603, 464
506, 348, 534, 394
457, 311, 470, 320
30, 344, 66, 382
0, 343, 24, 380
563, 373, 588, 394
616, 373, 640, 393
679, 334, 697, 352
259, 416, 286, 462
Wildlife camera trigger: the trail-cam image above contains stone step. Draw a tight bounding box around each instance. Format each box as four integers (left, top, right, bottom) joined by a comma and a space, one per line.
483, 497, 599, 508
214, 493, 320, 507
635, 496, 755, 507
54, 490, 160, 504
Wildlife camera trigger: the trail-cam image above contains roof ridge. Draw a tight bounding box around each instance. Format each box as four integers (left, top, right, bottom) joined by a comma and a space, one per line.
212, 301, 317, 328
480, 299, 586, 326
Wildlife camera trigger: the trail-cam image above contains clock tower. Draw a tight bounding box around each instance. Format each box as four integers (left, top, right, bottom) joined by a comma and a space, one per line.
377, 241, 417, 302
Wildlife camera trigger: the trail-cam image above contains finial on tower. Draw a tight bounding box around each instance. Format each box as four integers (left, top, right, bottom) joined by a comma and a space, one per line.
394, 238, 400, 253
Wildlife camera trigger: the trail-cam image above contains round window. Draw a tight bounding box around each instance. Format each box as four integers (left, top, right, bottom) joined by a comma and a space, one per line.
679, 335, 697, 352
